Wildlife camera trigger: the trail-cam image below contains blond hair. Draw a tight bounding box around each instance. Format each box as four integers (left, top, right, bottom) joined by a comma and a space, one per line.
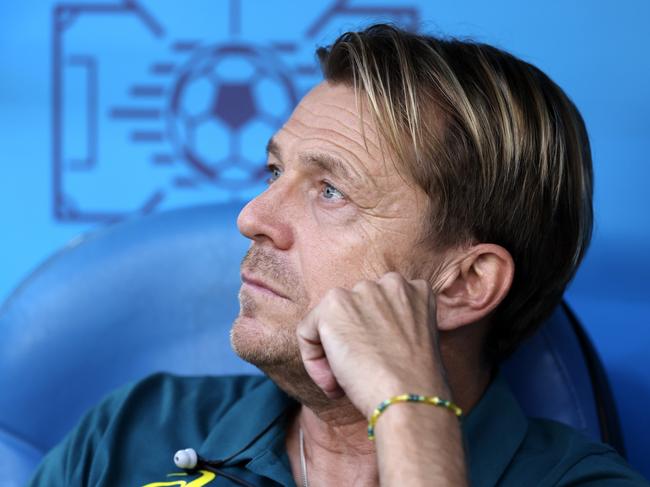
317, 24, 593, 362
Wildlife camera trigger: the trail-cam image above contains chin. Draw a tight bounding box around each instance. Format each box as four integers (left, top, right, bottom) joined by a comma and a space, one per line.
231, 314, 331, 408
230, 314, 299, 367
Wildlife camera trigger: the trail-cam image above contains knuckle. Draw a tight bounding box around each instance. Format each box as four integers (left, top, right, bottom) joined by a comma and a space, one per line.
318, 318, 332, 336
353, 279, 375, 292
325, 286, 342, 297
379, 272, 403, 288
413, 279, 431, 293
382, 271, 403, 282
324, 286, 347, 303
380, 272, 407, 291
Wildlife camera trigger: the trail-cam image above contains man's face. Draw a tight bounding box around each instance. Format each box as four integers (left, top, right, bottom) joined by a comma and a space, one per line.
231, 81, 432, 367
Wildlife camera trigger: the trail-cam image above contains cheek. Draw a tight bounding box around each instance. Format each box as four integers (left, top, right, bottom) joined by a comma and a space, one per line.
295, 203, 413, 303
298, 227, 377, 303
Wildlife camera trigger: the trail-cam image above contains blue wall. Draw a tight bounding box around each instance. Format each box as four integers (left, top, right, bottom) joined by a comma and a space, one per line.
1, 0, 649, 478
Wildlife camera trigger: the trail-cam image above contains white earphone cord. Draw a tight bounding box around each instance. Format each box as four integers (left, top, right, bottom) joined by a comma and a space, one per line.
299, 427, 309, 487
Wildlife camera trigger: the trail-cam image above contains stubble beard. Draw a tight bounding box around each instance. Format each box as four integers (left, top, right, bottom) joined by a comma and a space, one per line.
230, 247, 332, 409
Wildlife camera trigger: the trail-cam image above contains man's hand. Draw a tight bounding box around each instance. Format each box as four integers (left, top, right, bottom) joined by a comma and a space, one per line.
296, 272, 450, 417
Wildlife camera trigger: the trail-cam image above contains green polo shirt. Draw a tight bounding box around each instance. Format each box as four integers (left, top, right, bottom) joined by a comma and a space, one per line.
28, 372, 648, 486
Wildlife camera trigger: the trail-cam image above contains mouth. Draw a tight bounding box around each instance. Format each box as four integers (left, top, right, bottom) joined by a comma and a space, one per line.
240, 272, 290, 300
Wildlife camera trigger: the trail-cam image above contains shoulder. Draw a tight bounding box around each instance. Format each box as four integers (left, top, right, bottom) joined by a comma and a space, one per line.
520, 418, 613, 457
506, 418, 648, 486
28, 373, 269, 486
113, 372, 269, 413
85, 372, 268, 424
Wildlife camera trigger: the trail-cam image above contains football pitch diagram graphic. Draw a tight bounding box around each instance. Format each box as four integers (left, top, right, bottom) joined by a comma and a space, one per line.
52, 0, 419, 222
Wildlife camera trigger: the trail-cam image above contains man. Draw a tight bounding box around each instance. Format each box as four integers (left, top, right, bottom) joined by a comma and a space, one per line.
29, 24, 648, 486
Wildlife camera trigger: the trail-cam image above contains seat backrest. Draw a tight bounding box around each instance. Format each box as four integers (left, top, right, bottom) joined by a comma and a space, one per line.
501, 303, 623, 451
0, 203, 623, 485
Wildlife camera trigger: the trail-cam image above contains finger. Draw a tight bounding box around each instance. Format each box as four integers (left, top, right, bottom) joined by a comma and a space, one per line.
378, 272, 410, 301
303, 356, 345, 399
297, 309, 345, 399
379, 271, 406, 285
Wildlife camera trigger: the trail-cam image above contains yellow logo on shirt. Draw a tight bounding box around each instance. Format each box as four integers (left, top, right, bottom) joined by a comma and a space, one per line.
142, 469, 216, 487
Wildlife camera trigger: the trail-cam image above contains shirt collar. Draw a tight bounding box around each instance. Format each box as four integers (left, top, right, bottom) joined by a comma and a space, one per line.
199, 377, 298, 485
200, 377, 297, 460
462, 372, 529, 487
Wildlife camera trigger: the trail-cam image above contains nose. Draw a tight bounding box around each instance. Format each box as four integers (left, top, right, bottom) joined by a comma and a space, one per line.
237, 185, 294, 250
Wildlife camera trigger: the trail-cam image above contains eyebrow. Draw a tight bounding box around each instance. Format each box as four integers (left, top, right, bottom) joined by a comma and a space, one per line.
266, 137, 363, 187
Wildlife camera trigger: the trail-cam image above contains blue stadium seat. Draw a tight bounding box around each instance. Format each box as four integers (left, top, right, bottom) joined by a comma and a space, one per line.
0, 204, 624, 486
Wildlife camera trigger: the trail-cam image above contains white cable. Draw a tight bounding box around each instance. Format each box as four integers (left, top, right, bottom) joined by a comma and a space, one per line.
299, 428, 309, 487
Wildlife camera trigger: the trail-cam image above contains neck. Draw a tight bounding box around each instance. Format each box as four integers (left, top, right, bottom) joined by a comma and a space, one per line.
286, 400, 380, 487
281, 335, 492, 486
265, 361, 380, 485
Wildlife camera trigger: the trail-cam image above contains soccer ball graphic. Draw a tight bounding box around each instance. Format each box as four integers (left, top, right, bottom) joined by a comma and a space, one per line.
167, 44, 298, 189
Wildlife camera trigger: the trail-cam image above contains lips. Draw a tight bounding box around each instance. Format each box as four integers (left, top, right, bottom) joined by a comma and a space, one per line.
240, 272, 289, 300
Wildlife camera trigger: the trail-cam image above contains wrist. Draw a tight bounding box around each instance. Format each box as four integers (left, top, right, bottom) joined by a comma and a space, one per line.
363, 383, 452, 420
367, 392, 462, 440
364, 375, 453, 419
373, 398, 468, 486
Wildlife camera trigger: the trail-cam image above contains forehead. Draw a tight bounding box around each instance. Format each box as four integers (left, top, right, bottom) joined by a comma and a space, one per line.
273, 82, 387, 179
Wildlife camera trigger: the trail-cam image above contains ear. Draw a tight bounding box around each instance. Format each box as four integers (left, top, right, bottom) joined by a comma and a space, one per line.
435, 244, 514, 331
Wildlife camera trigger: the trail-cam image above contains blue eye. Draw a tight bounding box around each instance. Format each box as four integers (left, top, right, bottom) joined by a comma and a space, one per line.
266, 165, 282, 184
322, 182, 344, 200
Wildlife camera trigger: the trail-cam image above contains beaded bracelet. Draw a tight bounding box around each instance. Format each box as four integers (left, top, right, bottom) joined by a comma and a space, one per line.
367, 393, 463, 440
